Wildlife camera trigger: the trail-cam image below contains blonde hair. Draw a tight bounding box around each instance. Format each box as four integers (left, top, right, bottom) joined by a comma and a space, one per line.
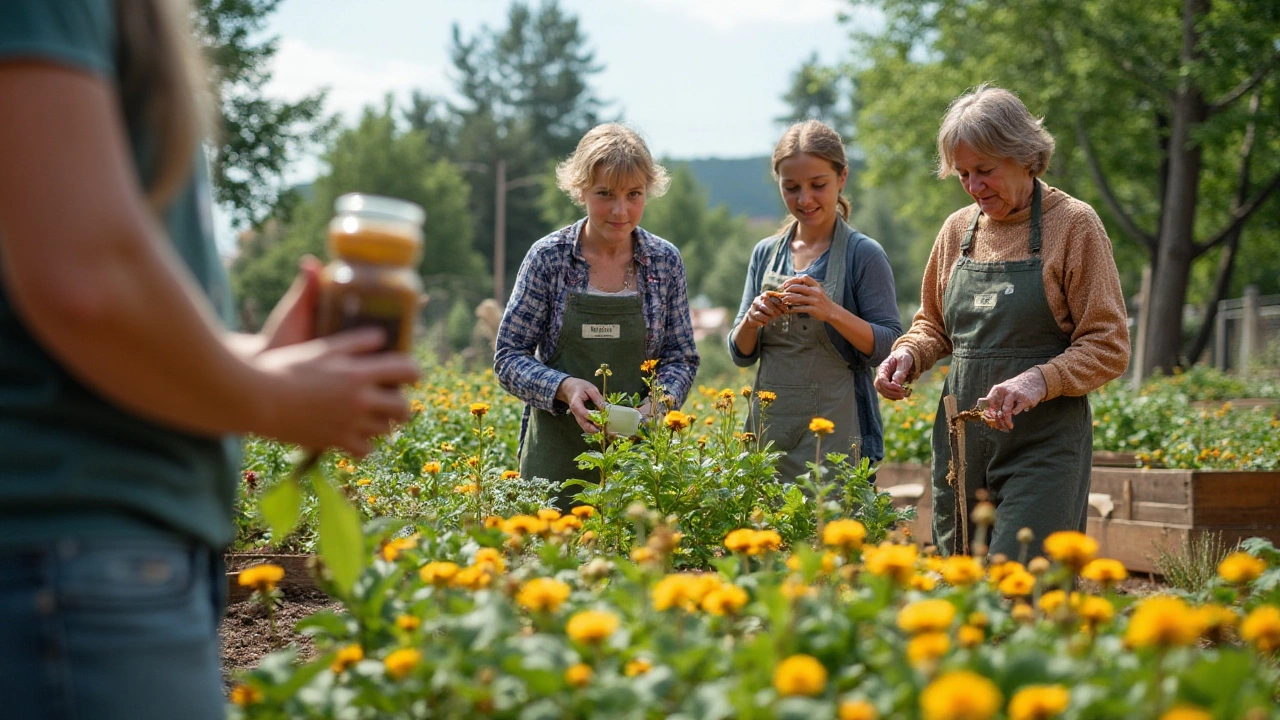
555, 123, 670, 206
772, 120, 851, 229
936, 84, 1055, 179
115, 0, 211, 211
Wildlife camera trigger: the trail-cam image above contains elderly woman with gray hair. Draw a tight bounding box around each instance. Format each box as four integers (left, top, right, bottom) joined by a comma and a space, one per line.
875, 84, 1130, 558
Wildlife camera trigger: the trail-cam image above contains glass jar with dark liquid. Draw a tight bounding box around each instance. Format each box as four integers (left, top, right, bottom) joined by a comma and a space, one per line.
315, 193, 425, 352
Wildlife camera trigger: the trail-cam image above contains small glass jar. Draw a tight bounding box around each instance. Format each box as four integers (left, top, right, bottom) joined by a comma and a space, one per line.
315, 193, 426, 353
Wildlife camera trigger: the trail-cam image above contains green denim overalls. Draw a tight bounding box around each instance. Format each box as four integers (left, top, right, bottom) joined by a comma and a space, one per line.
747, 227, 860, 481
930, 183, 1092, 556
520, 292, 648, 508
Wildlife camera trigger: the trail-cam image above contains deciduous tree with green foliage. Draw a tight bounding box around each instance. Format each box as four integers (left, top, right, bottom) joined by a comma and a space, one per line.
193, 0, 332, 229
843, 0, 1280, 371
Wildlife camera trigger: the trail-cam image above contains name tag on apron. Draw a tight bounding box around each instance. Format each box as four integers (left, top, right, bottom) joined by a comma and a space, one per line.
582, 323, 621, 339
974, 292, 998, 309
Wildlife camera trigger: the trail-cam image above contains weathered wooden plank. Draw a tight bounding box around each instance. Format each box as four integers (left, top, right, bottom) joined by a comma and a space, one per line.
226, 553, 318, 604
1089, 468, 1193, 506
1091, 451, 1140, 468
1191, 472, 1280, 526
1086, 518, 1191, 575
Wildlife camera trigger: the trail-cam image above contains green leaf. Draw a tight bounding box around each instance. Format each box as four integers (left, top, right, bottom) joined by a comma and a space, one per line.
259, 477, 303, 543
314, 477, 366, 596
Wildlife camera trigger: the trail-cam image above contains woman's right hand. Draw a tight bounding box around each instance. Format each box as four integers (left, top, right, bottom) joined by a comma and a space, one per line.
251, 327, 421, 456
555, 376, 607, 433
744, 291, 788, 329
875, 348, 915, 400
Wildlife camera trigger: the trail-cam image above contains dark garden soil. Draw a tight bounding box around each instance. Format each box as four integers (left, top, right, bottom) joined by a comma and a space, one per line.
219, 587, 340, 689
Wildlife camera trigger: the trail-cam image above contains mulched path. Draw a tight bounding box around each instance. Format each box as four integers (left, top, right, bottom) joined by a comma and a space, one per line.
219, 588, 339, 689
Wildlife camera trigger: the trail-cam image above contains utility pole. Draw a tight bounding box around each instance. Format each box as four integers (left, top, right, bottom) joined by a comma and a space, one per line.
491, 160, 543, 305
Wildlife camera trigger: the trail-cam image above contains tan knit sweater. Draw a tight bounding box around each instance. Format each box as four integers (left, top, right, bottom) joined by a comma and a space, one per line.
894, 182, 1131, 400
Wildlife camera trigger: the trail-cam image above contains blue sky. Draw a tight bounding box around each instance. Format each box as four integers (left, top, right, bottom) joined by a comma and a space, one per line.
262, 0, 878, 167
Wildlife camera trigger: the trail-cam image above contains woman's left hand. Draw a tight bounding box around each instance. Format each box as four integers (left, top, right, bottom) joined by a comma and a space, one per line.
979, 368, 1048, 431
780, 275, 838, 322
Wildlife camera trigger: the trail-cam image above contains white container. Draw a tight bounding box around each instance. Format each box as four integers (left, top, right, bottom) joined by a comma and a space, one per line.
604, 404, 642, 436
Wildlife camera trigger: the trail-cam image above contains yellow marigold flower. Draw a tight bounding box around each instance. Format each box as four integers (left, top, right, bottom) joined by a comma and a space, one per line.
440, 442, 455, 452
625, 658, 653, 677
1241, 605, 1280, 653
809, 417, 835, 436
1125, 596, 1202, 648
821, 551, 838, 573
641, 359, 659, 373
229, 684, 262, 706
957, 625, 985, 648
968, 611, 989, 628
999, 570, 1036, 597
409, 398, 425, 413
396, 614, 421, 632
1042, 531, 1098, 571
1195, 603, 1238, 636
469, 402, 490, 418
451, 566, 492, 591
552, 515, 583, 534
725, 528, 756, 554
566, 610, 620, 644
501, 470, 521, 480
336, 457, 355, 472
911, 573, 937, 592
1011, 602, 1035, 624
579, 530, 597, 545
483, 515, 504, 529
1077, 596, 1114, 628
782, 578, 816, 600
652, 573, 720, 612
907, 632, 950, 666
465, 455, 481, 468
565, 663, 593, 688
839, 700, 878, 720
1218, 551, 1267, 585
757, 390, 777, 406
474, 548, 506, 574
940, 556, 985, 586
1007, 685, 1070, 720
330, 643, 363, 673
572, 505, 597, 519
898, 599, 957, 634
987, 560, 1025, 584
422, 461, 442, 475
453, 483, 479, 495
701, 583, 749, 616
502, 514, 549, 537
238, 563, 285, 593
356, 477, 373, 486
381, 537, 417, 562
419, 561, 459, 585
631, 547, 659, 564
751, 529, 783, 555
863, 542, 919, 585
772, 654, 828, 698
823, 519, 868, 551
1159, 707, 1213, 720
516, 577, 572, 613
920, 671, 1002, 720
1080, 558, 1127, 585
366, 495, 379, 505
384, 648, 421, 680
740, 385, 753, 398
664, 410, 692, 431
1038, 590, 1068, 615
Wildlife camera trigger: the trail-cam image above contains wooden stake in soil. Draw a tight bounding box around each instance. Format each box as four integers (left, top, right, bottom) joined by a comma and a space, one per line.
944, 397, 1001, 555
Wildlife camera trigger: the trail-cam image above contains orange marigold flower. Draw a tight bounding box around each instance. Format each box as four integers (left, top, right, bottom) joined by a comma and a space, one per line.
772, 654, 828, 697
897, 599, 957, 634
839, 700, 879, 720
999, 570, 1037, 597
565, 662, 593, 687
757, 390, 777, 406
823, 519, 868, 551
229, 684, 262, 706
473, 547, 506, 574
920, 671, 1002, 720
701, 583, 749, 616
907, 632, 951, 666
1043, 531, 1098, 571
724, 528, 756, 554
501, 470, 521, 480
419, 561, 459, 585
450, 566, 492, 591
863, 542, 919, 585
238, 563, 285, 593
516, 577, 572, 613
395, 614, 421, 632
502, 514, 549, 537
1007, 685, 1070, 720
422, 461, 442, 475
330, 643, 363, 673
1218, 551, 1267, 585
640, 359, 659, 373
957, 625, 985, 648
381, 537, 417, 562
384, 648, 422, 680
1080, 558, 1127, 585
624, 658, 653, 677
664, 410, 692, 431
552, 515, 583, 533
1241, 605, 1280, 653
572, 505, 597, 519
566, 610, 620, 644
940, 556, 985, 586
809, 417, 835, 435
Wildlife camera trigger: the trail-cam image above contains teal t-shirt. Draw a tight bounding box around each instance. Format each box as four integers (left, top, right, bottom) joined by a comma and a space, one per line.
0, 0, 240, 549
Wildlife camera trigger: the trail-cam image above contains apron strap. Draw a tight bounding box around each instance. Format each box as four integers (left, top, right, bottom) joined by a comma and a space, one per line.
960, 180, 1044, 256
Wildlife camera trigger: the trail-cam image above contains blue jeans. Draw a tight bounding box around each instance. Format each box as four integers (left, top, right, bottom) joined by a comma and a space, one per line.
0, 538, 227, 720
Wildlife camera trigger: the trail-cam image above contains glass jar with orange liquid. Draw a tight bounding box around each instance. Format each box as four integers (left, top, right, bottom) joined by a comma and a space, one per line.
315, 193, 426, 352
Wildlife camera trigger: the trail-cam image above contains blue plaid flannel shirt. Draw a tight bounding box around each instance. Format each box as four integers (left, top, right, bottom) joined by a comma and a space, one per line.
494, 220, 700, 445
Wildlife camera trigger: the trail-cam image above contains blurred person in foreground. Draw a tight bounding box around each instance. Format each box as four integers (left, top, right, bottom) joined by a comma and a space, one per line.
875, 85, 1129, 557
495, 123, 699, 508
729, 120, 902, 482
0, 1, 419, 717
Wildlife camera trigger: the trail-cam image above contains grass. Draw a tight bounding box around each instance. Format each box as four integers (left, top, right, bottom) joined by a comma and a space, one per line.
1150, 531, 1236, 593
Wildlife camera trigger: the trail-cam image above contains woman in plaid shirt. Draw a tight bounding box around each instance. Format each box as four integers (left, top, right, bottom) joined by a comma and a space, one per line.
494, 124, 699, 506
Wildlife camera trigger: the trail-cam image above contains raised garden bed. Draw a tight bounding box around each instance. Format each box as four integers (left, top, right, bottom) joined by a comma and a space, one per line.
875, 463, 1280, 574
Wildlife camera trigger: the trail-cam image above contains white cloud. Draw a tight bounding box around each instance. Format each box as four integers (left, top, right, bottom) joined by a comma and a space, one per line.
637, 0, 845, 31
265, 38, 449, 125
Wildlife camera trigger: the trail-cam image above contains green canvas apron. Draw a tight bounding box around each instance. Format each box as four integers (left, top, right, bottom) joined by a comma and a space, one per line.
747, 228, 861, 481
520, 292, 648, 507
930, 182, 1092, 557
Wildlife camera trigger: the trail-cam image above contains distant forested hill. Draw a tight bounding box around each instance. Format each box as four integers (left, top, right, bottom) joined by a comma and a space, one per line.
673, 156, 782, 220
